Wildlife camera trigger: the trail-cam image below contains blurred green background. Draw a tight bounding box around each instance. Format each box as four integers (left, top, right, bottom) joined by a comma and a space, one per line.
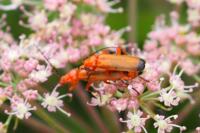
1, 0, 199, 133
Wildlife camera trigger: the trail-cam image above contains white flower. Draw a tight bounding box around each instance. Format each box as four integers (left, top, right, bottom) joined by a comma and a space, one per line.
170, 66, 199, 103
80, 13, 98, 27
6, 48, 21, 62
104, 27, 130, 47
110, 98, 128, 112
154, 115, 186, 133
159, 89, 180, 106
196, 127, 200, 133
120, 110, 149, 133
96, 0, 123, 13
188, 9, 200, 23
41, 84, 71, 117
5, 97, 36, 119
59, 3, 77, 19
87, 92, 112, 106
29, 65, 51, 83
186, 0, 200, 8
158, 59, 171, 73
29, 11, 48, 30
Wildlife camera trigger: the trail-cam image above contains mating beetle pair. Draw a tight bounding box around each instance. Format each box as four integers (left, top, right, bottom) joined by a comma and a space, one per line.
59, 47, 146, 91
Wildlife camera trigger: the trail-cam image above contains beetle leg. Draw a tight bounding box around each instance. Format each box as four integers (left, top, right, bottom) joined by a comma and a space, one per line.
86, 81, 93, 91
100, 49, 110, 54
104, 80, 113, 84
120, 72, 130, 80
116, 47, 122, 55
120, 80, 140, 95
69, 83, 77, 91
121, 48, 127, 55
139, 76, 149, 83
121, 80, 128, 85
86, 70, 94, 81
116, 46, 127, 55
80, 66, 95, 81
128, 71, 138, 79
120, 80, 129, 86
122, 81, 137, 93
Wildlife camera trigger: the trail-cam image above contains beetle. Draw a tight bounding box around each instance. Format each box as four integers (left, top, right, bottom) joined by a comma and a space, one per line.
59, 47, 146, 91
83, 47, 145, 76
59, 66, 140, 91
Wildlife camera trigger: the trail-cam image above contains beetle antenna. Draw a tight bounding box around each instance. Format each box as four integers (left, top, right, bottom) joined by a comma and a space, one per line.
35, 46, 62, 77
89, 44, 131, 57
79, 46, 119, 64
90, 46, 118, 56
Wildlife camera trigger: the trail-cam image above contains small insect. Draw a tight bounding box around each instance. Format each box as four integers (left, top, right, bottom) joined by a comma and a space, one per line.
59, 66, 140, 91
83, 47, 145, 76
59, 47, 146, 91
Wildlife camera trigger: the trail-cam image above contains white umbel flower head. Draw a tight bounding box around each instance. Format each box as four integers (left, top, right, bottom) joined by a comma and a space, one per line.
5, 97, 36, 119
29, 65, 52, 83
120, 110, 149, 133
159, 88, 180, 106
170, 66, 199, 103
41, 84, 71, 117
154, 114, 186, 133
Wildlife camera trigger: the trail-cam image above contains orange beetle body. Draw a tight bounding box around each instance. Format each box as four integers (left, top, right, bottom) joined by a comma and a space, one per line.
59, 47, 145, 91
59, 66, 139, 91
84, 54, 145, 72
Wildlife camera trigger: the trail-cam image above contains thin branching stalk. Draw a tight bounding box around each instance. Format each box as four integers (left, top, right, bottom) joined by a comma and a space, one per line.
128, 0, 137, 42
75, 83, 110, 133
23, 118, 55, 133
35, 105, 70, 133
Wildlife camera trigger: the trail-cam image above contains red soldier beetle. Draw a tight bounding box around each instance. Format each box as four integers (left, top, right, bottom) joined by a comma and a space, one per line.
59, 65, 140, 91
83, 47, 145, 76
59, 47, 146, 91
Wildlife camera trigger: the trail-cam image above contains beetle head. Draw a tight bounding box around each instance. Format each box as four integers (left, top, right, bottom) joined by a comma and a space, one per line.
137, 59, 146, 73
59, 69, 78, 85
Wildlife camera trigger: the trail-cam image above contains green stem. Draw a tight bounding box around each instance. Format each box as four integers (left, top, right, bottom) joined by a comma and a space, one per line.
128, 0, 137, 42
193, 75, 200, 82
76, 83, 110, 133
114, 91, 123, 98
23, 0, 42, 5
140, 86, 171, 100
35, 108, 70, 133
140, 91, 160, 100
152, 102, 172, 111
139, 90, 151, 98
140, 102, 155, 118
142, 97, 159, 101
5, 115, 12, 126
0, 82, 8, 87
13, 118, 19, 131
127, 130, 135, 133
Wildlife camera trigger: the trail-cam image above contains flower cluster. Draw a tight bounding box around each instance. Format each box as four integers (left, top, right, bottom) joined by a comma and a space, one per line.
0, 0, 199, 133
167, 0, 200, 27
86, 3, 199, 133
0, 0, 127, 132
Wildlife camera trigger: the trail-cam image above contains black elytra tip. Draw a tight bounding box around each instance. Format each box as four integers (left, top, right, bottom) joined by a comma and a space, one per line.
137, 59, 146, 72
